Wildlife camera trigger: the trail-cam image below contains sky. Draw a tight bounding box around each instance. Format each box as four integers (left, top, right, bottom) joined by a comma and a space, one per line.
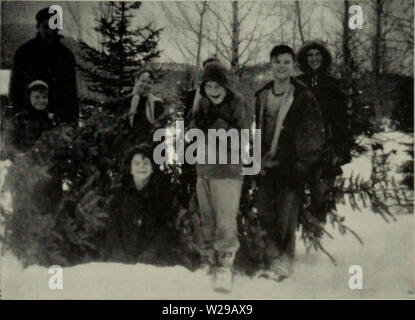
2, 0, 413, 75
1, 1, 339, 65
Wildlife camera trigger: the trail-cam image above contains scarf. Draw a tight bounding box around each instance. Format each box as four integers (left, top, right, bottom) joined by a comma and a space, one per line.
129, 93, 162, 127
268, 84, 294, 158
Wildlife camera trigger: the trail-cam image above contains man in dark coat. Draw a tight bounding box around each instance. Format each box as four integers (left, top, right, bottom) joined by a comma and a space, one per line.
9, 7, 79, 124
254, 45, 326, 280
296, 41, 352, 223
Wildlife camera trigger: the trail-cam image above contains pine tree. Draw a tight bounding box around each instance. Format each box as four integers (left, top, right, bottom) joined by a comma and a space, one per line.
78, 1, 162, 102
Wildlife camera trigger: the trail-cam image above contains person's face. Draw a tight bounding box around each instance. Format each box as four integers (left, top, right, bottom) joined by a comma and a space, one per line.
133, 72, 154, 97
130, 154, 153, 186
204, 81, 226, 105
307, 48, 322, 71
37, 19, 58, 42
271, 53, 294, 81
30, 89, 48, 111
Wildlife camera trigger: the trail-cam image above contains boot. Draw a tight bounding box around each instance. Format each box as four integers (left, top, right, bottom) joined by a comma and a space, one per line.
269, 255, 293, 280
199, 248, 216, 274
213, 251, 234, 293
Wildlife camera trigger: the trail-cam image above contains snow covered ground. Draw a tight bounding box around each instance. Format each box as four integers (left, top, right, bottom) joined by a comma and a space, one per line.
1, 205, 413, 299
0, 132, 414, 299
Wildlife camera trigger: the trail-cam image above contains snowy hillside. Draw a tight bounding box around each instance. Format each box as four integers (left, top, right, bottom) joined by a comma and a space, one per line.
1, 132, 414, 299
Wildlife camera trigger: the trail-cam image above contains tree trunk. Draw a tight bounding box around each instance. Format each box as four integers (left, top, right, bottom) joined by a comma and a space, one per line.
296, 1, 305, 44
343, 0, 352, 80
292, 6, 297, 50
231, 1, 240, 76
195, 2, 208, 73
373, 0, 383, 82
117, 2, 126, 99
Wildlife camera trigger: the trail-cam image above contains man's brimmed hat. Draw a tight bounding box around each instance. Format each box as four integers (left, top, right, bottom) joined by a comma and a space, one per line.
36, 7, 55, 26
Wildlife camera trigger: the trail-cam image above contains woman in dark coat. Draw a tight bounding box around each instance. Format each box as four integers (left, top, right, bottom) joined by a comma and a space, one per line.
117, 70, 168, 145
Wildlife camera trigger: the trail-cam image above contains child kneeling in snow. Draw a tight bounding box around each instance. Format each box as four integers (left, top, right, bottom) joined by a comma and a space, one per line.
104, 143, 181, 265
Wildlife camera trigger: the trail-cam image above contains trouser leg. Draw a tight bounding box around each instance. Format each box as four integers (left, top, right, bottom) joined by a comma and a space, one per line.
196, 176, 216, 263
196, 176, 243, 268
255, 172, 280, 261
256, 168, 303, 262
209, 178, 243, 264
309, 167, 333, 223
273, 184, 303, 260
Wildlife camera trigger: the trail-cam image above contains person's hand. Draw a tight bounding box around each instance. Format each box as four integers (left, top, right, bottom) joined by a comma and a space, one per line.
26, 164, 52, 187
175, 208, 188, 230
59, 125, 73, 143
262, 152, 279, 168
259, 153, 279, 175
78, 189, 105, 218
332, 155, 342, 166
38, 164, 52, 180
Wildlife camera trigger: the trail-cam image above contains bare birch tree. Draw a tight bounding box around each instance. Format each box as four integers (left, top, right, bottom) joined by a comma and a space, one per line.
159, 2, 208, 72
265, 1, 314, 52
204, 1, 270, 77
296, 1, 306, 45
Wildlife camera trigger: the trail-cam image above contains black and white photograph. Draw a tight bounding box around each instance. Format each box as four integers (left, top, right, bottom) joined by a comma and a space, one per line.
0, 0, 414, 300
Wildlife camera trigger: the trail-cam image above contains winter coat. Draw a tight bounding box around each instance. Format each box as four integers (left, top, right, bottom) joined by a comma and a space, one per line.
11, 109, 55, 153
117, 93, 167, 144
105, 174, 176, 262
192, 62, 254, 179
9, 33, 79, 124
255, 78, 325, 184
297, 41, 352, 166
192, 92, 253, 179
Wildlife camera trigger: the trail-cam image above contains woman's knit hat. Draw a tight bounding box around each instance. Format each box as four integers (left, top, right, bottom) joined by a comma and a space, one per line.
199, 62, 231, 97
28, 80, 49, 91
25, 80, 49, 110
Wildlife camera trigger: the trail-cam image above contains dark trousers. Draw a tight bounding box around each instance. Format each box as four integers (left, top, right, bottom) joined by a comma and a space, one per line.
255, 167, 304, 262
308, 165, 338, 223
